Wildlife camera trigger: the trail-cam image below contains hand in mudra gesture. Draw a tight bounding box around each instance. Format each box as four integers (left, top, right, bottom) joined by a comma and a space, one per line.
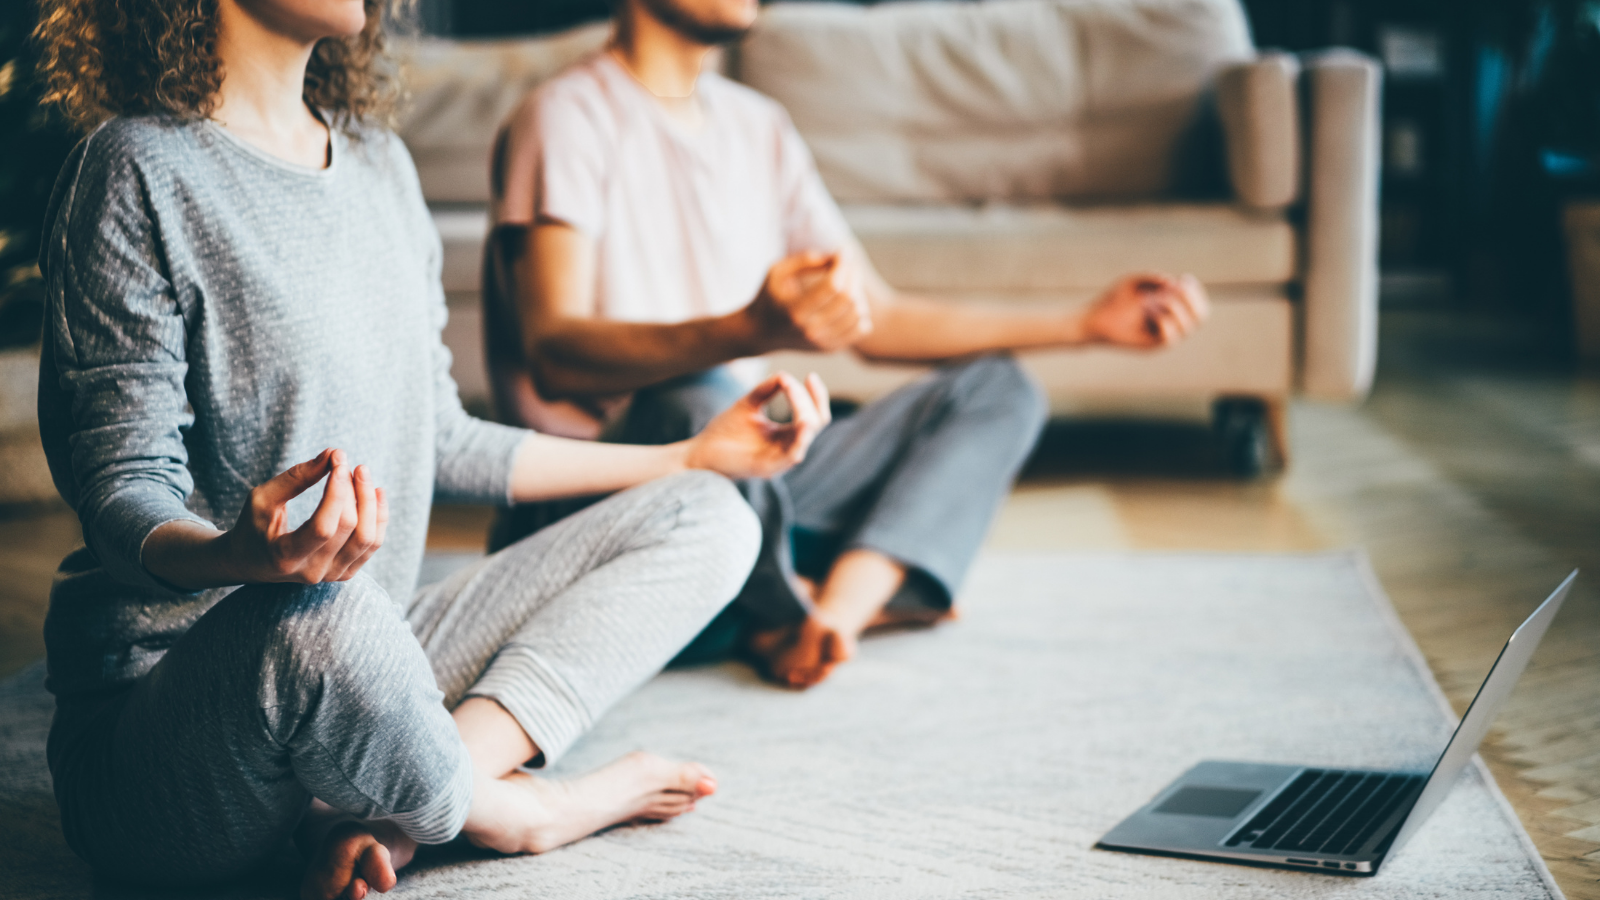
1083, 272, 1210, 349
744, 251, 873, 352
218, 448, 389, 584
687, 372, 832, 480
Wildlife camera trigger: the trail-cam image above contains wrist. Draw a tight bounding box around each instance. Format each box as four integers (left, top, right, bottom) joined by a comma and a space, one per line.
670, 438, 699, 474
145, 519, 237, 590
204, 526, 249, 585
1059, 310, 1094, 346
720, 306, 767, 357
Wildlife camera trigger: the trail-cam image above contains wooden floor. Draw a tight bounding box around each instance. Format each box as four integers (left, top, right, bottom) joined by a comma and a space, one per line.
0, 311, 1594, 896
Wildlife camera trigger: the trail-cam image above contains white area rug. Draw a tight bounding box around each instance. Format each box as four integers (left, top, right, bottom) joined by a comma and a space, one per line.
0, 552, 1561, 898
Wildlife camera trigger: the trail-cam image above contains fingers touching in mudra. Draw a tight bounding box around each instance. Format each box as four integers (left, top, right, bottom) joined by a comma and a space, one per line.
747, 251, 872, 352
1084, 272, 1210, 349
687, 371, 831, 480
222, 448, 389, 585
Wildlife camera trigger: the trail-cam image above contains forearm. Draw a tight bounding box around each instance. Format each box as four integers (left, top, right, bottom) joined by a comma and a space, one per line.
852, 296, 1091, 363
143, 519, 241, 590
532, 311, 761, 398
508, 432, 693, 503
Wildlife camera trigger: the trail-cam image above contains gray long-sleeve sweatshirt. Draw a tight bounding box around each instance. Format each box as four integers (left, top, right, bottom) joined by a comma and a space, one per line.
37, 115, 528, 697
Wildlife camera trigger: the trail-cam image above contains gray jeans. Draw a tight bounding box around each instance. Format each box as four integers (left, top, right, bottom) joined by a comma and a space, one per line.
491, 355, 1047, 643
46, 471, 759, 887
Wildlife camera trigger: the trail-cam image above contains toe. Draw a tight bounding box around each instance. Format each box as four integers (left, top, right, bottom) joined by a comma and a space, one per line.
303, 831, 363, 900
302, 822, 397, 900
674, 762, 716, 796
359, 842, 396, 893
797, 651, 844, 689
641, 792, 700, 821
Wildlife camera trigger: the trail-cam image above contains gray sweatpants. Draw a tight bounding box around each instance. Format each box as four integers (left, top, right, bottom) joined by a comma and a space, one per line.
491, 355, 1047, 637
46, 472, 759, 887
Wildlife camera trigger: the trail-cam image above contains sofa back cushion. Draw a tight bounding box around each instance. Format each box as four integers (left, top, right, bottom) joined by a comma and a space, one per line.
736, 0, 1252, 204
398, 24, 612, 203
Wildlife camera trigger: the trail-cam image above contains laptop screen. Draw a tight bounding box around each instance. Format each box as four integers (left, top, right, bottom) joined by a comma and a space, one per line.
1385, 570, 1576, 858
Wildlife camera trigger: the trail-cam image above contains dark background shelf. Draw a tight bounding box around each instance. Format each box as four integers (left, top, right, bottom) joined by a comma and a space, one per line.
1242, 0, 1600, 337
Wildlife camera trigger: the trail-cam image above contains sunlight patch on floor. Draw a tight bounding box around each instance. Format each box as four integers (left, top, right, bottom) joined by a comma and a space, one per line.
985, 482, 1130, 551
988, 478, 1328, 554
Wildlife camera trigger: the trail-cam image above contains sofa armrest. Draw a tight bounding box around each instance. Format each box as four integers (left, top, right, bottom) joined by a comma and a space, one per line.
1216, 53, 1301, 211
1300, 50, 1381, 402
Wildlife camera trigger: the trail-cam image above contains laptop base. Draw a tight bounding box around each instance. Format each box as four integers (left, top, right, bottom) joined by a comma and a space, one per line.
1095, 760, 1426, 876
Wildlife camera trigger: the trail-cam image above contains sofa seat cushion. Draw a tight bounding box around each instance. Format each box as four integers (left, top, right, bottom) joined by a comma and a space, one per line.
433, 201, 1297, 294
845, 202, 1295, 291
766, 285, 1292, 406
737, 0, 1252, 204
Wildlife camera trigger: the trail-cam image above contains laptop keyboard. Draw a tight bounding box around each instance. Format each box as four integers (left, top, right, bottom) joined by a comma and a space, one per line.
1224, 769, 1426, 855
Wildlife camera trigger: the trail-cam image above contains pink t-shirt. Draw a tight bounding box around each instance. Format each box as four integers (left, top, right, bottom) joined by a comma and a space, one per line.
492, 51, 852, 327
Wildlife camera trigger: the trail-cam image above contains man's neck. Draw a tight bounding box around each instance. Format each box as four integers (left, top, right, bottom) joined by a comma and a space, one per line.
610, 8, 713, 100
211, 0, 329, 169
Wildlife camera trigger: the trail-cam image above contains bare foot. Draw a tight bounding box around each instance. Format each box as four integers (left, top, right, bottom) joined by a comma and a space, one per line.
299, 817, 413, 900
747, 614, 855, 689
464, 751, 716, 856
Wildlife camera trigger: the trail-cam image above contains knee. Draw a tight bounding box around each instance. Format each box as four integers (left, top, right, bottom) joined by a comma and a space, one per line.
248, 577, 435, 729
268, 572, 393, 633
958, 355, 1049, 435
245, 576, 411, 685
665, 470, 763, 588
674, 469, 762, 550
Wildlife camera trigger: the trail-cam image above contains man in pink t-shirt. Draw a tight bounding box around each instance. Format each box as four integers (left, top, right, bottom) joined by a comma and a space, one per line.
483, 0, 1209, 689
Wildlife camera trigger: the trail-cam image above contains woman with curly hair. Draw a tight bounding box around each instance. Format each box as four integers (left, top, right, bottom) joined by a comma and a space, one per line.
32, 0, 832, 896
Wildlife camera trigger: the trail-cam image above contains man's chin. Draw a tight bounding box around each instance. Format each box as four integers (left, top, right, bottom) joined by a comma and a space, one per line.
706, 25, 754, 45
675, 21, 753, 46
639, 0, 754, 46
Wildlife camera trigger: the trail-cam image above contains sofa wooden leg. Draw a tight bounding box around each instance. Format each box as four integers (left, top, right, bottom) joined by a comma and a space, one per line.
1212, 395, 1291, 477
1264, 395, 1291, 472
1213, 396, 1265, 477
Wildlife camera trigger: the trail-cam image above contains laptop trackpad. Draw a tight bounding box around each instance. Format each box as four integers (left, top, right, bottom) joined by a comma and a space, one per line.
1154, 786, 1262, 818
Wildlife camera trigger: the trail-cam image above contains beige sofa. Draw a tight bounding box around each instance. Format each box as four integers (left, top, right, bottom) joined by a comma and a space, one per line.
398, 0, 1381, 473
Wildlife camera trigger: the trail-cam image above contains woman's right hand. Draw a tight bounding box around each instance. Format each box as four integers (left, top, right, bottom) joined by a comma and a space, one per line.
143, 448, 388, 590
217, 448, 389, 584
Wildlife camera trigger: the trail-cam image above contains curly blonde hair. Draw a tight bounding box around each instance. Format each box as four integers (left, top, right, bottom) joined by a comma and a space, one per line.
33, 0, 408, 134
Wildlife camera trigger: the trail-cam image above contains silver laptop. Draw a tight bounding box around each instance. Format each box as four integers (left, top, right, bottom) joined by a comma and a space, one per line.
1096, 570, 1578, 876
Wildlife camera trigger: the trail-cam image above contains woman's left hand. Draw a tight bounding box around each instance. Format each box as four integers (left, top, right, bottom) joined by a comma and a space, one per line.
686, 372, 832, 480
